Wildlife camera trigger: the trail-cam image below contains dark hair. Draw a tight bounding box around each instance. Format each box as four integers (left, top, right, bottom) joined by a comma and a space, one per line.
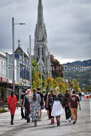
72, 90, 76, 94
33, 89, 36, 101
37, 88, 40, 91
50, 89, 53, 93
66, 89, 69, 93
11, 91, 14, 98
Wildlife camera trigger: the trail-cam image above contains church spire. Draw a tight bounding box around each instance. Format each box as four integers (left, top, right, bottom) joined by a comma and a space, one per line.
37, 0, 44, 24
38, 0, 42, 6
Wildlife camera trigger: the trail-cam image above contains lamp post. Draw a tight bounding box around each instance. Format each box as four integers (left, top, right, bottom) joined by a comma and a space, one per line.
29, 35, 32, 88
12, 17, 25, 92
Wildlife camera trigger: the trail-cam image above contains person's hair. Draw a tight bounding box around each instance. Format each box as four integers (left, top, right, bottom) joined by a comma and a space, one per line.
37, 88, 40, 91
33, 89, 36, 101
55, 87, 59, 97
11, 91, 14, 98
66, 89, 69, 93
50, 89, 53, 94
72, 90, 76, 94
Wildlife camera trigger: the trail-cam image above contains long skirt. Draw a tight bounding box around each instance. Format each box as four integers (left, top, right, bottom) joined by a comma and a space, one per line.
51, 101, 63, 117
29, 102, 40, 121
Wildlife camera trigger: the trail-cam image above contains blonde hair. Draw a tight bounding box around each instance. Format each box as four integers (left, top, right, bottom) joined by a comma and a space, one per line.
55, 87, 59, 97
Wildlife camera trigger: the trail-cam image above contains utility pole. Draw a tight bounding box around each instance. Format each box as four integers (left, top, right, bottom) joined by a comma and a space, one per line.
12, 17, 25, 92
12, 17, 15, 92
40, 46, 42, 91
29, 35, 32, 88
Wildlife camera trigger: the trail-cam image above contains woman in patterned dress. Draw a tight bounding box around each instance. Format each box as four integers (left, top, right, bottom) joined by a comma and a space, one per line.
30, 89, 41, 126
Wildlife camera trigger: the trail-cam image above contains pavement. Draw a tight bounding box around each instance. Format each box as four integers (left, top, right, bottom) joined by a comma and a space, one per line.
0, 98, 91, 136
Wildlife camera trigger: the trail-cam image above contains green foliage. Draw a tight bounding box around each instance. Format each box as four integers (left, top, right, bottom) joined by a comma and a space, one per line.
31, 59, 39, 81
56, 77, 63, 82
64, 70, 91, 89
73, 79, 80, 92
32, 71, 41, 89
0, 108, 7, 113
84, 85, 91, 92
44, 77, 69, 94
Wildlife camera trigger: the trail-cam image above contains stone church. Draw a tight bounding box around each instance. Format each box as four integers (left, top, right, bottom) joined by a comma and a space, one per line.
33, 0, 52, 78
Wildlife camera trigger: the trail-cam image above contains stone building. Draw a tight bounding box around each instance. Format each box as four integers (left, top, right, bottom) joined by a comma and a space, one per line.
33, 0, 51, 78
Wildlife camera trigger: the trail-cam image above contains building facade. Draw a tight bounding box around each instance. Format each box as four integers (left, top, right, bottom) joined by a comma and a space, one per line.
0, 50, 8, 101
33, 0, 51, 78
14, 41, 30, 87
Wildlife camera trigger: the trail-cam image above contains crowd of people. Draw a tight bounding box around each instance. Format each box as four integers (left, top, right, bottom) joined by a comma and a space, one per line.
8, 87, 81, 126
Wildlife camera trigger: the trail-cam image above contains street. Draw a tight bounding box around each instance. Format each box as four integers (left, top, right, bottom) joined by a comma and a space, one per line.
0, 98, 91, 136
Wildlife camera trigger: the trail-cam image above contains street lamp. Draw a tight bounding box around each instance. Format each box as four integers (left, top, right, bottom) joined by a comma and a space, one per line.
29, 35, 32, 88
12, 17, 25, 92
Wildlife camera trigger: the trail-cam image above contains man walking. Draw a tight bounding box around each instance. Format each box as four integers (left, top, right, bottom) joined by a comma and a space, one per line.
69, 90, 81, 124
20, 90, 25, 119
37, 88, 44, 120
64, 89, 71, 122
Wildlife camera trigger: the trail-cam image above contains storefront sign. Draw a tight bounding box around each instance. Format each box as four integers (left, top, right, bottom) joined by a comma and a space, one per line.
2, 78, 8, 82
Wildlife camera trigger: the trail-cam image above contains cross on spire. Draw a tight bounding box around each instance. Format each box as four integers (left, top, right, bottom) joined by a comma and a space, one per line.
17, 39, 21, 47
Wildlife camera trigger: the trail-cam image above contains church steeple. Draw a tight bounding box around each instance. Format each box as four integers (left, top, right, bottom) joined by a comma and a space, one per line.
34, 0, 52, 78
37, 0, 44, 24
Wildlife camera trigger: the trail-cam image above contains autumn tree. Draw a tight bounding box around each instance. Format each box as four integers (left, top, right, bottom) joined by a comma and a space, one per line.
50, 55, 64, 78
32, 71, 41, 89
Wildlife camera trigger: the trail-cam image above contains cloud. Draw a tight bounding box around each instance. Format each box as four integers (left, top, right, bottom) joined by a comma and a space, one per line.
0, 0, 91, 63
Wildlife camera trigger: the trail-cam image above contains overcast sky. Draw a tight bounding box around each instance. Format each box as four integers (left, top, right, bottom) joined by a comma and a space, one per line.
0, 0, 91, 64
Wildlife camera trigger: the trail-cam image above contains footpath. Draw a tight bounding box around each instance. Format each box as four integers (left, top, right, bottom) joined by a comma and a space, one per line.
0, 98, 91, 136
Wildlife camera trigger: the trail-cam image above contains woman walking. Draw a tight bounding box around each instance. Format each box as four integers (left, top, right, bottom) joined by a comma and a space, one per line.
30, 89, 41, 126
48, 89, 55, 124
44, 91, 49, 119
23, 89, 31, 123
8, 91, 17, 125
51, 87, 63, 126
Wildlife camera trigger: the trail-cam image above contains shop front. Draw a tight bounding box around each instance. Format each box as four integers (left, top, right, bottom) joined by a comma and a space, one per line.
0, 77, 8, 102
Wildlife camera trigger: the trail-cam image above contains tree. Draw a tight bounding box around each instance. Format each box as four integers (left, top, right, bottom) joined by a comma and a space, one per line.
32, 71, 41, 89
50, 55, 64, 78
31, 59, 39, 82
45, 77, 54, 90
73, 79, 79, 92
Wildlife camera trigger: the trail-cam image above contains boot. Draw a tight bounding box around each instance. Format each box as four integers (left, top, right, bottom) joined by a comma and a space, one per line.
57, 119, 60, 126
11, 115, 14, 125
